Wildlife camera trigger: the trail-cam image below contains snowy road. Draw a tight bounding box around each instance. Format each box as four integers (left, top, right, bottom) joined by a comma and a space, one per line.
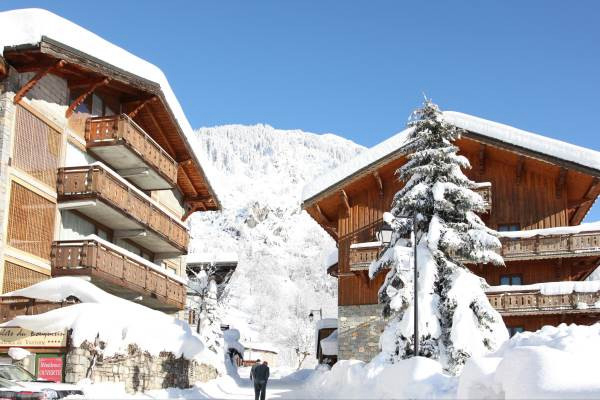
81, 367, 312, 399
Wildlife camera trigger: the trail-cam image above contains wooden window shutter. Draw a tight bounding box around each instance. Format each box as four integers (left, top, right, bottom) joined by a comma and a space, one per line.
13, 106, 61, 188
7, 182, 56, 259
2, 261, 49, 293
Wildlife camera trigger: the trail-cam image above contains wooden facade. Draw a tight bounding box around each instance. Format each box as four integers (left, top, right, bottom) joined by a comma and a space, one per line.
304, 124, 600, 333
0, 35, 221, 312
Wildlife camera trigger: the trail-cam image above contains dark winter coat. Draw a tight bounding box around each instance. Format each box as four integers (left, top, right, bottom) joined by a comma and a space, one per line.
252, 363, 270, 383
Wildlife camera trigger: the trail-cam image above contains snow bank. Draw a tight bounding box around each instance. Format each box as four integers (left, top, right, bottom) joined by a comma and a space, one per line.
223, 329, 245, 356
1, 277, 206, 360
0, 8, 218, 200
295, 323, 600, 399
460, 323, 600, 399
487, 280, 600, 296
298, 357, 456, 399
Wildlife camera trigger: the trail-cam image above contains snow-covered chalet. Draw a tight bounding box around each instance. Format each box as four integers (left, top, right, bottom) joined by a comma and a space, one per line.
303, 110, 600, 362
0, 9, 220, 313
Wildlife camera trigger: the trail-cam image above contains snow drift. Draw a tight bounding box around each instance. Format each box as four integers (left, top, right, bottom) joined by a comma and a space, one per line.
1, 277, 208, 361
294, 323, 600, 399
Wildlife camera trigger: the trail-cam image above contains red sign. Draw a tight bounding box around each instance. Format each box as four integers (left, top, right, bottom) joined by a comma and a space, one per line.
37, 357, 63, 383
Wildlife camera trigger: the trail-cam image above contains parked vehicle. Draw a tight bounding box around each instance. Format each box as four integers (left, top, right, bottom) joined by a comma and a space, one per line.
0, 365, 83, 399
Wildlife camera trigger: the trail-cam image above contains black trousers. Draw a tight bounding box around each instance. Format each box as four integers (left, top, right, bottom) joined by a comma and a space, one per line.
254, 380, 267, 400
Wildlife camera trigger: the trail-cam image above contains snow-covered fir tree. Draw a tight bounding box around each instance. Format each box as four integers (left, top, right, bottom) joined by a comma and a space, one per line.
369, 100, 508, 374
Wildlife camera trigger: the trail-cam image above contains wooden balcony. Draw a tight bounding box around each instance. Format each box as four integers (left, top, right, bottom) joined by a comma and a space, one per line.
85, 114, 178, 190
499, 231, 600, 261
487, 289, 600, 316
57, 164, 189, 255
51, 238, 186, 311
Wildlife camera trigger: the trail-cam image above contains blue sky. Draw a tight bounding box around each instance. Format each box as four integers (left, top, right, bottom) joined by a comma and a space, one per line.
1, 1, 599, 220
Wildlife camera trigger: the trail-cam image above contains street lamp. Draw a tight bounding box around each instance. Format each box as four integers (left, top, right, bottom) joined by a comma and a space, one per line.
379, 212, 420, 357
308, 308, 323, 322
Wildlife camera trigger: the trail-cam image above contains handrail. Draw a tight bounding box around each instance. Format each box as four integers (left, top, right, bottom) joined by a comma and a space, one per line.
57, 164, 188, 250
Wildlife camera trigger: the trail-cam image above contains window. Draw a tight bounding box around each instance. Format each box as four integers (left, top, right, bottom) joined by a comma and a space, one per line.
507, 326, 525, 337
498, 224, 521, 232
500, 275, 522, 286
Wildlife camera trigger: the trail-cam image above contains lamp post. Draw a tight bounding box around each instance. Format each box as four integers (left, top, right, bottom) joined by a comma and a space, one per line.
378, 213, 419, 357
308, 308, 323, 322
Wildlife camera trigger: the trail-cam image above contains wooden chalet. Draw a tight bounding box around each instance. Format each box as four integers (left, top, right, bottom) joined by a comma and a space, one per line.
302, 111, 600, 361
0, 11, 220, 314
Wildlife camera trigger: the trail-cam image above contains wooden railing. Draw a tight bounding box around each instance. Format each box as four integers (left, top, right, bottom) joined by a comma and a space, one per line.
57, 165, 189, 251
51, 238, 186, 310
499, 231, 600, 260
86, 114, 178, 186
348, 228, 600, 270
487, 289, 600, 315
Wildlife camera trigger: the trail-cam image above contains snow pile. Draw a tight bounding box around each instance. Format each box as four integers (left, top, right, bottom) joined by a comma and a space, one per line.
487, 280, 600, 295
8, 347, 31, 361
298, 357, 456, 399
294, 323, 600, 399
189, 124, 363, 367
459, 323, 600, 399
320, 330, 338, 356
1, 277, 208, 361
223, 329, 245, 356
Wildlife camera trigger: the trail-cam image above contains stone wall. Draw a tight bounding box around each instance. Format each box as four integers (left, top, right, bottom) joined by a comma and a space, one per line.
64, 343, 218, 393
338, 304, 386, 362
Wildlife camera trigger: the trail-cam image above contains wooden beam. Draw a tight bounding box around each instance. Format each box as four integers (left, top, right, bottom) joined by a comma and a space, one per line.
516, 156, 525, 185
340, 190, 351, 214
315, 204, 331, 224
0, 56, 7, 80
146, 108, 177, 156
65, 77, 110, 117
570, 178, 600, 224
478, 144, 486, 175
313, 205, 338, 239
373, 171, 383, 197
13, 59, 66, 104
127, 96, 158, 118
556, 168, 567, 199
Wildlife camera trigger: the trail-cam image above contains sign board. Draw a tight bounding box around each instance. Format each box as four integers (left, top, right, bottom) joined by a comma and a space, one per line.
37, 356, 63, 383
0, 328, 67, 348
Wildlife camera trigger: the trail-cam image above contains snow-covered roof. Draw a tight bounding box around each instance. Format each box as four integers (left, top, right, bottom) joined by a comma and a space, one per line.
1, 277, 205, 360
186, 252, 239, 265
0, 8, 220, 208
302, 111, 600, 204
486, 280, 600, 296
315, 318, 338, 331
242, 341, 279, 354
325, 250, 338, 269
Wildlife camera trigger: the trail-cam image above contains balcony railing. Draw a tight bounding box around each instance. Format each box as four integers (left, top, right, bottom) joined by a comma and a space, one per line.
499, 231, 600, 261
486, 289, 600, 316
57, 164, 189, 254
51, 237, 186, 311
85, 114, 178, 190
348, 227, 600, 270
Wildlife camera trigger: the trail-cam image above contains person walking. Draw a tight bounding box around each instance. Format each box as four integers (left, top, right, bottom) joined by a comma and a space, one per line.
251, 360, 270, 400
250, 359, 260, 382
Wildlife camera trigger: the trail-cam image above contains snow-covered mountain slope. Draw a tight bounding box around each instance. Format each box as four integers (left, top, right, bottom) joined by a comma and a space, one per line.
189, 124, 364, 366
